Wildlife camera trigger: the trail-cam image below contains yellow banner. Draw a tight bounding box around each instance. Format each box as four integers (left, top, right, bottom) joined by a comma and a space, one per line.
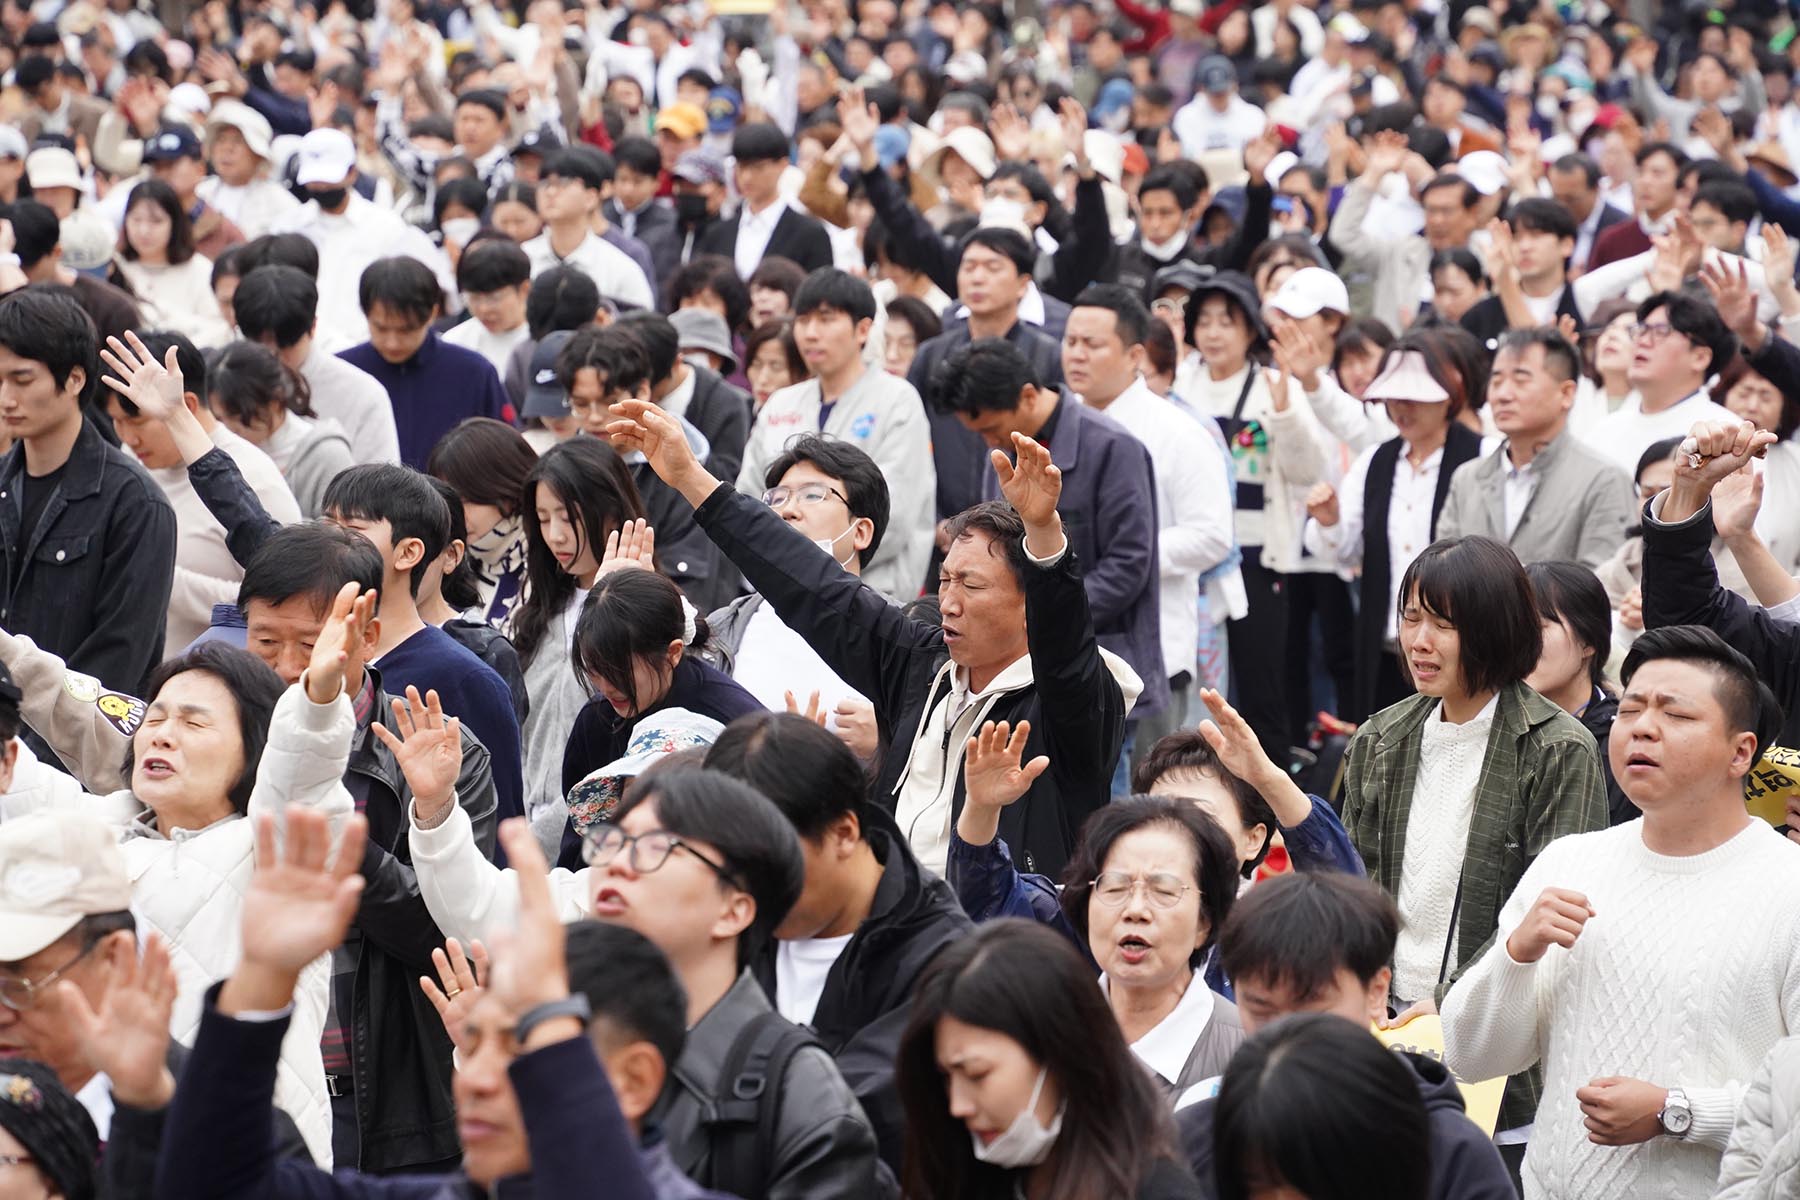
1745, 746, 1800, 827
1373, 1015, 1506, 1134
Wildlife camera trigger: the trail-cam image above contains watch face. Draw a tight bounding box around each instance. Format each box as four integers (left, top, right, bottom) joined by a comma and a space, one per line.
1664, 1107, 1693, 1135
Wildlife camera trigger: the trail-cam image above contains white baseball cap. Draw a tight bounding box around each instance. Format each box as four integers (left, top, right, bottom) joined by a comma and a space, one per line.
1268, 267, 1350, 320
294, 127, 357, 187
0, 808, 132, 961
24, 147, 81, 193
1456, 150, 1510, 197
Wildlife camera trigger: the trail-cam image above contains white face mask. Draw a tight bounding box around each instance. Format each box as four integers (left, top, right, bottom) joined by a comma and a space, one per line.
1141, 229, 1190, 262
969, 1067, 1064, 1169
441, 216, 480, 248
813, 525, 855, 566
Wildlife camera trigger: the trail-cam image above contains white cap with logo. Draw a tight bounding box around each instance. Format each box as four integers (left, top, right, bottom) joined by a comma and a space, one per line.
295, 128, 357, 187
0, 808, 132, 962
1267, 267, 1350, 321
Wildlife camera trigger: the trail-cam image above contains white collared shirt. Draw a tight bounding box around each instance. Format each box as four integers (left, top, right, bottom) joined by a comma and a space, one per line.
1502, 452, 1538, 539
1100, 969, 1218, 1086
953, 281, 1049, 328
661, 364, 698, 422
734, 198, 786, 281
521, 229, 655, 310
1305, 440, 1448, 639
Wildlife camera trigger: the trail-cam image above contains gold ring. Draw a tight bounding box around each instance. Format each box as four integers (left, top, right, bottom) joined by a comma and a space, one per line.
444, 987, 462, 999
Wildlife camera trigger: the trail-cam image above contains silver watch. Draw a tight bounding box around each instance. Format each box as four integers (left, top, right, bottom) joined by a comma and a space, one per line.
1658, 1087, 1693, 1138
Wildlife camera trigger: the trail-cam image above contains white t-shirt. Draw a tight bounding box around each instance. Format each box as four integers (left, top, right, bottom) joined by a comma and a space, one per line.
731, 602, 865, 723
1580, 390, 1737, 475
775, 934, 855, 1026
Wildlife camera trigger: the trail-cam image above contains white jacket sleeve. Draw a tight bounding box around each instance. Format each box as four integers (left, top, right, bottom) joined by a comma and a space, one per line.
1716, 1038, 1800, 1200
860, 384, 938, 603
246, 677, 356, 839
1304, 443, 1373, 571
1305, 375, 1385, 454
408, 794, 589, 942
1264, 376, 1331, 490
1441, 855, 1557, 1084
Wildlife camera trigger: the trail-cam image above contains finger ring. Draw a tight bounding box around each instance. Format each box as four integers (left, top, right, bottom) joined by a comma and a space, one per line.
444, 987, 462, 999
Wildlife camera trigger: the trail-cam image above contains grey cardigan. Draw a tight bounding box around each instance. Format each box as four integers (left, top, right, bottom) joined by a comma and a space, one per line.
1436, 430, 1635, 569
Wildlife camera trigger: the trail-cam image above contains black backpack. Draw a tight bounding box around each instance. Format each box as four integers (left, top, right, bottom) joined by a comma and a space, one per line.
700, 1010, 824, 1198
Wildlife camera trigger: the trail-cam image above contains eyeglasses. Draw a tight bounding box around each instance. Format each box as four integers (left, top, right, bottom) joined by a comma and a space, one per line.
0, 938, 99, 1012
1152, 297, 1188, 319
581, 823, 744, 888
1089, 871, 1196, 909
0, 1156, 34, 1168
1630, 322, 1683, 345
761, 483, 849, 510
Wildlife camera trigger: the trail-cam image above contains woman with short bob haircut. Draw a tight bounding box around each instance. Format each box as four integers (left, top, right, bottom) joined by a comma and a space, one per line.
1213, 1012, 1431, 1200
895, 919, 1202, 1200
1339, 535, 1607, 1133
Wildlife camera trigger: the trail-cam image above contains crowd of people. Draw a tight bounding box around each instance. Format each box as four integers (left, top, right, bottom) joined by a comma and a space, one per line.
1, 0, 1799, 1196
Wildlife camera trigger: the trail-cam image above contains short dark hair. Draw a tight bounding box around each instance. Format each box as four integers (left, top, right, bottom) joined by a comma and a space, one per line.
1217, 872, 1398, 1000
128, 644, 285, 816
540, 148, 606, 192
1636, 436, 1683, 484
1131, 729, 1276, 878
557, 325, 651, 396
1526, 561, 1613, 692
1692, 180, 1758, 227
238, 232, 321, 279
1419, 173, 1477, 208
121, 179, 197, 265
426, 417, 539, 516
883, 295, 942, 346
611, 135, 661, 178
1636, 289, 1738, 378
432, 176, 489, 227
1622, 625, 1781, 763
526, 265, 601, 339
15, 54, 54, 92
667, 256, 751, 336
0, 287, 97, 404
1138, 163, 1200, 211
764, 433, 891, 566
233, 266, 319, 348
956, 225, 1036, 277
1508, 196, 1578, 242
454, 87, 507, 122
239, 520, 384, 614
612, 310, 680, 385
1494, 327, 1580, 382
6, 201, 60, 269
941, 500, 1030, 591
705, 711, 870, 842
1550, 152, 1601, 189
322, 464, 452, 597
613, 768, 806, 967
932, 337, 1037, 416
1636, 140, 1689, 171
103, 330, 205, 415
357, 256, 442, 323
731, 121, 790, 164
791, 268, 877, 325
1059, 796, 1238, 967
455, 239, 531, 298
747, 256, 806, 301
1396, 535, 1542, 694
1070, 283, 1151, 348
563, 920, 688, 1073
1429, 246, 1486, 289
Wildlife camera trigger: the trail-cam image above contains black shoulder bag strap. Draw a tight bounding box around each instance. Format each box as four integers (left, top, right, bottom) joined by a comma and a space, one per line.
704, 1010, 823, 1195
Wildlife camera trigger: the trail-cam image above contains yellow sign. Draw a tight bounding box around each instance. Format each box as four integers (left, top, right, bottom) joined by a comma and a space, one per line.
1745, 747, 1800, 828
1373, 1015, 1506, 1134
712, 0, 776, 12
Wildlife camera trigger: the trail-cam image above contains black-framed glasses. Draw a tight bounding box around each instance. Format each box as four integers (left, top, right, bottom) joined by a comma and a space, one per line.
1089, 871, 1196, 909
761, 484, 848, 510
1630, 322, 1682, 345
0, 937, 99, 1012
581, 823, 744, 888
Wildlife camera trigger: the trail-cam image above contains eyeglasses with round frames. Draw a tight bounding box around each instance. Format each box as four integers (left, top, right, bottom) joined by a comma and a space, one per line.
1089, 871, 1196, 909
580, 822, 745, 889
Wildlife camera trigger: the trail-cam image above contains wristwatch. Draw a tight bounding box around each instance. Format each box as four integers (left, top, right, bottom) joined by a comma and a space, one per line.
1658, 1087, 1693, 1138
513, 993, 591, 1044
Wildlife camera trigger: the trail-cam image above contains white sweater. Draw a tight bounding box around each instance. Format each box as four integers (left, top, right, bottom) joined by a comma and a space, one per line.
1441, 819, 1800, 1200
115, 256, 233, 349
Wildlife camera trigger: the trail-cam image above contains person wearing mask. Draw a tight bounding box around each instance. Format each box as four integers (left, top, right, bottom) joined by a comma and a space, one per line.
894, 920, 1204, 1198
1524, 561, 1634, 827
1437, 329, 1634, 568
668, 151, 730, 265
99, 331, 301, 651
737, 269, 934, 604
697, 123, 833, 277
1340, 534, 1608, 1156
231, 265, 404, 466
197, 100, 302, 239
1114, 164, 1211, 301
339, 256, 513, 469
443, 238, 534, 374
1583, 290, 1738, 475
372, 54, 515, 203
1443, 625, 1800, 1200
522, 150, 655, 310
269, 128, 456, 346
1588, 143, 1688, 271
114, 179, 233, 350
425, 417, 538, 630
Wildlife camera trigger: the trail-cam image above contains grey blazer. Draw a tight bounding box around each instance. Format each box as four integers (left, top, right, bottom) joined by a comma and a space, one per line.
1436, 430, 1635, 569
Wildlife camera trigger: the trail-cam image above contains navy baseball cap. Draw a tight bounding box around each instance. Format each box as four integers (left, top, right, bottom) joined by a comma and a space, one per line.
142, 125, 204, 163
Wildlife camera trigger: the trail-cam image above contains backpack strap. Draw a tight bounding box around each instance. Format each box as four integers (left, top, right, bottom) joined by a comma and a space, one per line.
703, 1010, 822, 1195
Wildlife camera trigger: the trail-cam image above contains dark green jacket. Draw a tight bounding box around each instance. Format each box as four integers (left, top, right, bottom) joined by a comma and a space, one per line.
1341, 680, 1607, 1128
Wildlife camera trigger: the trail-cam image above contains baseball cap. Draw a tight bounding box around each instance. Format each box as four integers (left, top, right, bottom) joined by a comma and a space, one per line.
1198, 55, 1236, 95
921, 126, 996, 186
294, 127, 357, 187
1152, 260, 1217, 297
565, 709, 725, 837
1267, 267, 1349, 320
57, 208, 115, 274
24, 148, 80, 193
166, 82, 212, 122
206, 99, 274, 160
671, 149, 727, 186
0, 808, 132, 961
1456, 150, 1510, 197
142, 125, 204, 164
706, 87, 743, 136
0, 127, 26, 162
515, 125, 563, 157
1365, 349, 1449, 404
523, 330, 575, 419
670, 307, 737, 375
654, 103, 708, 142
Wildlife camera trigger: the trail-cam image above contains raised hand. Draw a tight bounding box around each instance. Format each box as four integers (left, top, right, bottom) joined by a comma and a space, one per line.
1674, 418, 1778, 495
1195, 688, 1282, 792
99, 331, 187, 422
992, 432, 1063, 552
1485, 217, 1521, 291
1243, 127, 1281, 182
1505, 886, 1594, 963
784, 689, 828, 727
1701, 256, 1761, 347
1619, 586, 1643, 632
604, 398, 715, 505
485, 820, 573, 1021
1305, 482, 1340, 527
304, 581, 377, 704
419, 936, 488, 1047
832, 697, 880, 763
59, 932, 179, 1109
1710, 463, 1765, 542
373, 686, 463, 825
837, 85, 880, 169
1361, 129, 1409, 181
1058, 96, 1091, 174
963, 720, 1049, 812
989, 102, 1031, 163
1269, 314, 1328, 392
1763, 224, 1799, 309
595, 517, 656, 580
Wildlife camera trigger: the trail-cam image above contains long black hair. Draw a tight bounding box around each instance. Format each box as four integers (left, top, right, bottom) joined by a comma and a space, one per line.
124, 642, 285, 815
571, 568, 710, 714
1526, 561, 1614, 693
896, 919, 1179, 1200
511, 437, 645, 663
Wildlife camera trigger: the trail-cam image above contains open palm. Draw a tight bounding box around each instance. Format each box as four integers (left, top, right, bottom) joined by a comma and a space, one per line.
98, 331, 185, 422
60, 932, 178, 1108
244, 808, 368, 974
993, 433, 1062, 528
963, 720, 1050, 810
373, 686, 463, 822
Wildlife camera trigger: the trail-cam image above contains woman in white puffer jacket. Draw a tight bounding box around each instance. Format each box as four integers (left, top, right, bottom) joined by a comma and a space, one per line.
1718, 1036, 1800, 1199
0, 594, 372, 1169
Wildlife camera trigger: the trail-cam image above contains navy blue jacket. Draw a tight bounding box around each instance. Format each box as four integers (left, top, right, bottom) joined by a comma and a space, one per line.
339, 333, 512, 469
378, 624, 525, 823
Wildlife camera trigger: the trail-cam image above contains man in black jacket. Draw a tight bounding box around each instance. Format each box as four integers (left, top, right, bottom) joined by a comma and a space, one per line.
604, 395, 1131, 883
697, 123, 834, 276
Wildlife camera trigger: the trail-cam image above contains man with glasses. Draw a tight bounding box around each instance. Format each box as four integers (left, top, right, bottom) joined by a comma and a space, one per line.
1584, 291, 1739, 475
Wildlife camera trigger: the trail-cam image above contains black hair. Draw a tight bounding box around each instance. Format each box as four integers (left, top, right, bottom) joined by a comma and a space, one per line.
490, 180, 538, 216
742, 318, 804, 384
1636, 140, 1690, 170
572, 568, 708, 711
1332, 316, 1396, 379
232, 265, 319, 348
237, 232, 320, 279
611, 135, 662, 178
14, 54, 54, 92
956, 225, 1036, 278
540, 147, 607, 192
667, 255, 751, 337
6, 201, 60, 270
425, 474, 482, 612
432, 177, 489, 231
1418, 173, 1478, 208
932, 336, 1037, 417
207, 341, 314, 434
1070, 283, 1152, 348
896, 919, 1179, 1200
1139, 162, 1201, 212
1429, 247, 1487, 289
1059, 796, 1238, 967
1217, 871, 1399, 1001
357, 256, 443, 324
128, 643, 285, 816
564, 919, 689, 1076
612, 768, 805, 967
1508, 196, 1578, 242
704, 711, 870, 841
1494, 326, 1580, 383
763, 433, 891, 567
569, 145, 616, 185
1396, 535, 1543, 695
1679, 158, 1738, 192
1550, 152, 1601, 189
612, 310, 680, 385
455, 239, 531, 297
747, 256, 806, 302
526, 265, 601, 340
426, 417, 539, 517
1131, 729, 1275, 878
0, 286, 97, 404
941, 500, 1030, 592
1214, 1013, 1431, 1200
1526, 561, 1613, 693
1636, 289, 1738, 379
557, 325, 651, 397
791, 268, 877, 325
1692, 180, 1758, 228
1622, 625, 1782, 763
513, 438, 646, 662
238, 520, 384, 614
321, 464, 452, 598
1637, 436, 1682, 484
121, 178, 196, 265
731, 121, 790, 164
455, 88, 507, 122
103, 330, 205, 415
124, 39, 171, 83
883, 294, 942, 347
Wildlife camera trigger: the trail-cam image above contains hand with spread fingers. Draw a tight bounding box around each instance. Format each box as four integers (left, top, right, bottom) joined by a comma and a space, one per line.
304, 582, 377, 705
374, 686, 464, 827
60, 932, 180, 1109
992, 432, 1064, 558
957, 719, 1050, 848
595, 518, 657, 580
420, 936, 489, 1048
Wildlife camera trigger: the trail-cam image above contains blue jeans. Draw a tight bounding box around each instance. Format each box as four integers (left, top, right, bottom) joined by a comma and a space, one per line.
1110, 721, 1138, 800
